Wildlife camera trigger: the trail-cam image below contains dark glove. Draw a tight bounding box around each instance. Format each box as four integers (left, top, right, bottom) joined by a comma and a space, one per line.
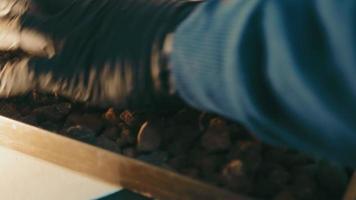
0, 0, 201, 109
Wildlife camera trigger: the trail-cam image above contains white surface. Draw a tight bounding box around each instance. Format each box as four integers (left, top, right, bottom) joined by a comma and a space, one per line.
0, 146, 121, 200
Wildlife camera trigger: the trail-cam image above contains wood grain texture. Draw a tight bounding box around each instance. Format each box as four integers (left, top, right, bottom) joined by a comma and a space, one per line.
0, 116, 251, 200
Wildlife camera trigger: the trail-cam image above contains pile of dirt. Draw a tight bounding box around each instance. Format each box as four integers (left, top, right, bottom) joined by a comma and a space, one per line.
0, 92, 351, 200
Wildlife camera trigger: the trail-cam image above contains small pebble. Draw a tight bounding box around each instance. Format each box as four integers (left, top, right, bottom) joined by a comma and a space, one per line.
118, 128, 136, 147
103, 107, 119, 124
165, 124, 200, 156
268, 166, 291, 188
66, 113, 104, 134
122, 147, 137, 158
172, 108, 200, 125
200, 118, 231, 153
96, 135, 121, 153
20, 115, 38, 126
137, 121, 162, 152
201, 128, 231, 153
253, 163, 287, 197
138, 151, 168, 167
292, 173, 319, 200
120, 110, 138, 127
102, 126, 120, 141
65, 125, 96, 144
0, 103, 21, 119
197, 155, 224, 177
31, 92, 58, 105
40, 121, 60, 132
32, 103, 71, 122
221, 160, 252, 193
168, 155, 188, 170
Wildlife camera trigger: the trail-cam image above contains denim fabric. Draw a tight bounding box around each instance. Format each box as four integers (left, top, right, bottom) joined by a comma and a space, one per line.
172, 0, 356, 167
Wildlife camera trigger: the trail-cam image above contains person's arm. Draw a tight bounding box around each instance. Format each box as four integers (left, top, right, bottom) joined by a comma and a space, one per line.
172, 0, 356, 167
0, 0, 200, 109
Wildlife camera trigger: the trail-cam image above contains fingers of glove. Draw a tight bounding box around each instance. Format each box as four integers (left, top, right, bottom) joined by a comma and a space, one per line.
20, 0, 106, 38
0, 0, 28, 18
28, 56, 129, 107
0, 20, 21, 51
20, 28, 55, 57
0, 58, 34, 97
0, 18, 55, 57
30, 0, 76, 15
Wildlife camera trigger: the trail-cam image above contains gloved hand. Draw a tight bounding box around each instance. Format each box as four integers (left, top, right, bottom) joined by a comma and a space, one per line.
0, 0, 201, 109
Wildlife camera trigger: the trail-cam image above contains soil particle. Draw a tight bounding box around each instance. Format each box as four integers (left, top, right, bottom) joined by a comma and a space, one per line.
122, 147, 137, 158
65, 125, 96, 144
137, 121, 162, 152
200, 118, 231, 153
0, 103, 21, 119
221, 160, 252, 193
120, 110, 139, 127
65, 113, 104, 134
96, 135, 121, 153
102, 126, 120, 141
32, 103, 72, 122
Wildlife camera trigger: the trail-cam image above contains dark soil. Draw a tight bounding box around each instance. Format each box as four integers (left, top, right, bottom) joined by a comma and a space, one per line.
0, 91, 351, 200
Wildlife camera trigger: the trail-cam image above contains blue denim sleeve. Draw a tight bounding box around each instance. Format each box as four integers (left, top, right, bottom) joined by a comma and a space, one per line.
171, 0, 356, 167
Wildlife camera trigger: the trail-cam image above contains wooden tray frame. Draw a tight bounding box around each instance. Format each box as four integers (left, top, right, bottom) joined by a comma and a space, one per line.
0, 116, 251, 200
0, 115, 355, 200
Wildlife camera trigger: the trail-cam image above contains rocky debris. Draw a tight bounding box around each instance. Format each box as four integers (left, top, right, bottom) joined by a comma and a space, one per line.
65, 125, 96, 144
117, 127, 136, 147
122, 147, 137, 158
137, 121, 162, 152
198, 112, 214, 131
253, 163, 291, 198
263, 147, 290, 165
268, 166, 291, 189
201, 118, 231, 152
96, 135, 121, 153
32, 103, 72, 122
0, 103, 21, 119
228, 141, 262, 174
168, 155, 188, 170
0, 92, 351, 200
172, 108, 200, 126
120, 110, 139, 127
40, 121, 61, 132
284, 151, 315, 168
30, 91, 60, 105
316, 161, 349, 198
102, 126, 120, 141
221, 160, 252, 193
228, 123, 253, 141
20, 115, 38, 126
291, 173, 319, 200
65, 113, 104, 134
103, 107, 119, 125
165, 124, 201, 156
198, 155, 225, 178
138, 151, 168, 167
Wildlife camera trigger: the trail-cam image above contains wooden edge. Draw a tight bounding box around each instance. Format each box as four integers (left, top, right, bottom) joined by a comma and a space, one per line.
344, 172, 356, 200
0, 116, 251, 200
